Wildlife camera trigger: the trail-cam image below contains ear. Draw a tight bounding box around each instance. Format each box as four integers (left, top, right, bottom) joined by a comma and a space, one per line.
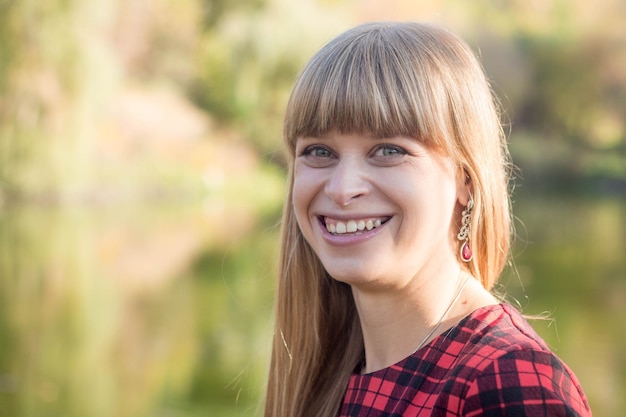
456, 167, 473, 206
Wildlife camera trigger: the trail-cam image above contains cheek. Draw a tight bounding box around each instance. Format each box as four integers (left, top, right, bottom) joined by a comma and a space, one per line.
387, 167, 458, 232
291, 167, 321, 228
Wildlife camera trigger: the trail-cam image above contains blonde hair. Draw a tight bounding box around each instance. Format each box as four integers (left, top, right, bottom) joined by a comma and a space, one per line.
264, 22, 512, 417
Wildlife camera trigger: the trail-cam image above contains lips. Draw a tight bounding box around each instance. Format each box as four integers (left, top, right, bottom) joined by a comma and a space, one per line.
321, 216, 391, 235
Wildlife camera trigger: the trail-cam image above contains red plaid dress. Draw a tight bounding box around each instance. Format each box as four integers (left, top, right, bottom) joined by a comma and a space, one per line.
340, 304, 591, 416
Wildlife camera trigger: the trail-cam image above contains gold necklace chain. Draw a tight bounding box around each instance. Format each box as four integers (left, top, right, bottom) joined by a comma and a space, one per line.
411, 273, 471, 354
361, 273, 472, 374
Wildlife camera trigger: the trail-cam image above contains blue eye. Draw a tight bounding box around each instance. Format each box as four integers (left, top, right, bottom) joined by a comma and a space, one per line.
306, 146, 332, 158
299, 145, 336, 167
374, 144, 407, 158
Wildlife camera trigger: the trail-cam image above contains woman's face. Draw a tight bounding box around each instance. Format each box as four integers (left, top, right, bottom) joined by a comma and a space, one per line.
293, 131, 466, 290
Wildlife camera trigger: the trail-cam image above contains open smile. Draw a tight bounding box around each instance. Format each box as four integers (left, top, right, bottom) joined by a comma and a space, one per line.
320, 215, 392, 235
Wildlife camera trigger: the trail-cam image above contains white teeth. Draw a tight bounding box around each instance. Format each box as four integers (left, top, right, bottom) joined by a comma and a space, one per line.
325, 217, 386, 234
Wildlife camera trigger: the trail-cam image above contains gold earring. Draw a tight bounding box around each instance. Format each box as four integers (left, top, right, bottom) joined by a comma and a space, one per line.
457, 196, 473, 262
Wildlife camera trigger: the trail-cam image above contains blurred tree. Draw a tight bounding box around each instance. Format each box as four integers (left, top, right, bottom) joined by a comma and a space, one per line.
516, 37, 604, 146
200, 0, 267, 28
0, 0, 114, 202
462, 0, 626, 187
507, 30, 626, 187
1, 0, 624, 200
190, 0, 351, 163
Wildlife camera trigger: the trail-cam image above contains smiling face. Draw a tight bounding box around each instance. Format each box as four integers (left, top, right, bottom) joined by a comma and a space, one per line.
293, 131, 466, 291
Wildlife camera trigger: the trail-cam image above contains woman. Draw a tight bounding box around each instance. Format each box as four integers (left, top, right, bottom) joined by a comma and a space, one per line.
264, 22, 591, 417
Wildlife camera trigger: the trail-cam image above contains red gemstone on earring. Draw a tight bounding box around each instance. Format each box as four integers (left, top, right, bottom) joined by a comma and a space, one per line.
461, 241, 473, 262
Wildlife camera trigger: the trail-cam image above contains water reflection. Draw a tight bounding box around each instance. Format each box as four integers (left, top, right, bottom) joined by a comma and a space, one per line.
0, 202, 277, 417
501, 194, 626, 417
0, 194, 624, 416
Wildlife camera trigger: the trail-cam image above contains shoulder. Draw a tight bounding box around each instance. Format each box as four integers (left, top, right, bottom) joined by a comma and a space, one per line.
443, 304, 592, 416
453, 303, 551, 368
461, 348, 592, 416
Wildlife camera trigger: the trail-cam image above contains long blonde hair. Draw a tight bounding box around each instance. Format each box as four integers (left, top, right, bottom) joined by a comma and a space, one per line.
264, 21, 512, 417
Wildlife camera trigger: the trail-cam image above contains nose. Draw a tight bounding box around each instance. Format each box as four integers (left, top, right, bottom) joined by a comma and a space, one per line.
324, 157, 370, 206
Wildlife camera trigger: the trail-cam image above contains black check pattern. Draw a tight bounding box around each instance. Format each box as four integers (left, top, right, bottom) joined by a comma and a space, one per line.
340, 304, 591, 416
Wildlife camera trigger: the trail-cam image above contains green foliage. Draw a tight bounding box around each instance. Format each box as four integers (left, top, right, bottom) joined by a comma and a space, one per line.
0, 0, 625, 199
0, 0, 105, 200
451, 0, 626, 188
199, 0, 267, 28
190, 0, 350, 161
514, 35, 624, 149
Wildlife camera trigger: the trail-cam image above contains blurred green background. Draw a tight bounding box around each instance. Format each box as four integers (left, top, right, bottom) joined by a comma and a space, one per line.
0, 0, 624, 416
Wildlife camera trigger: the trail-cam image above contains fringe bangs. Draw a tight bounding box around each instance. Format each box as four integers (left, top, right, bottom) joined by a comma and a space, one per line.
284, 25, 442, 150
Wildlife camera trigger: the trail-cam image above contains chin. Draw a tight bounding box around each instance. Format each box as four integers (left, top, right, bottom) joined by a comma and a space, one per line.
323, 265, 384, 287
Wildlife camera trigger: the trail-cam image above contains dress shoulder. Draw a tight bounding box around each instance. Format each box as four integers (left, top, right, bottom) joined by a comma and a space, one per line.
459, 348, 592, 416
340, 304, 592, 416
443, 304, 592, 416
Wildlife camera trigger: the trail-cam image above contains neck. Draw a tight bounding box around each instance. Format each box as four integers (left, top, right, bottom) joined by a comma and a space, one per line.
352, 268, 492, 374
